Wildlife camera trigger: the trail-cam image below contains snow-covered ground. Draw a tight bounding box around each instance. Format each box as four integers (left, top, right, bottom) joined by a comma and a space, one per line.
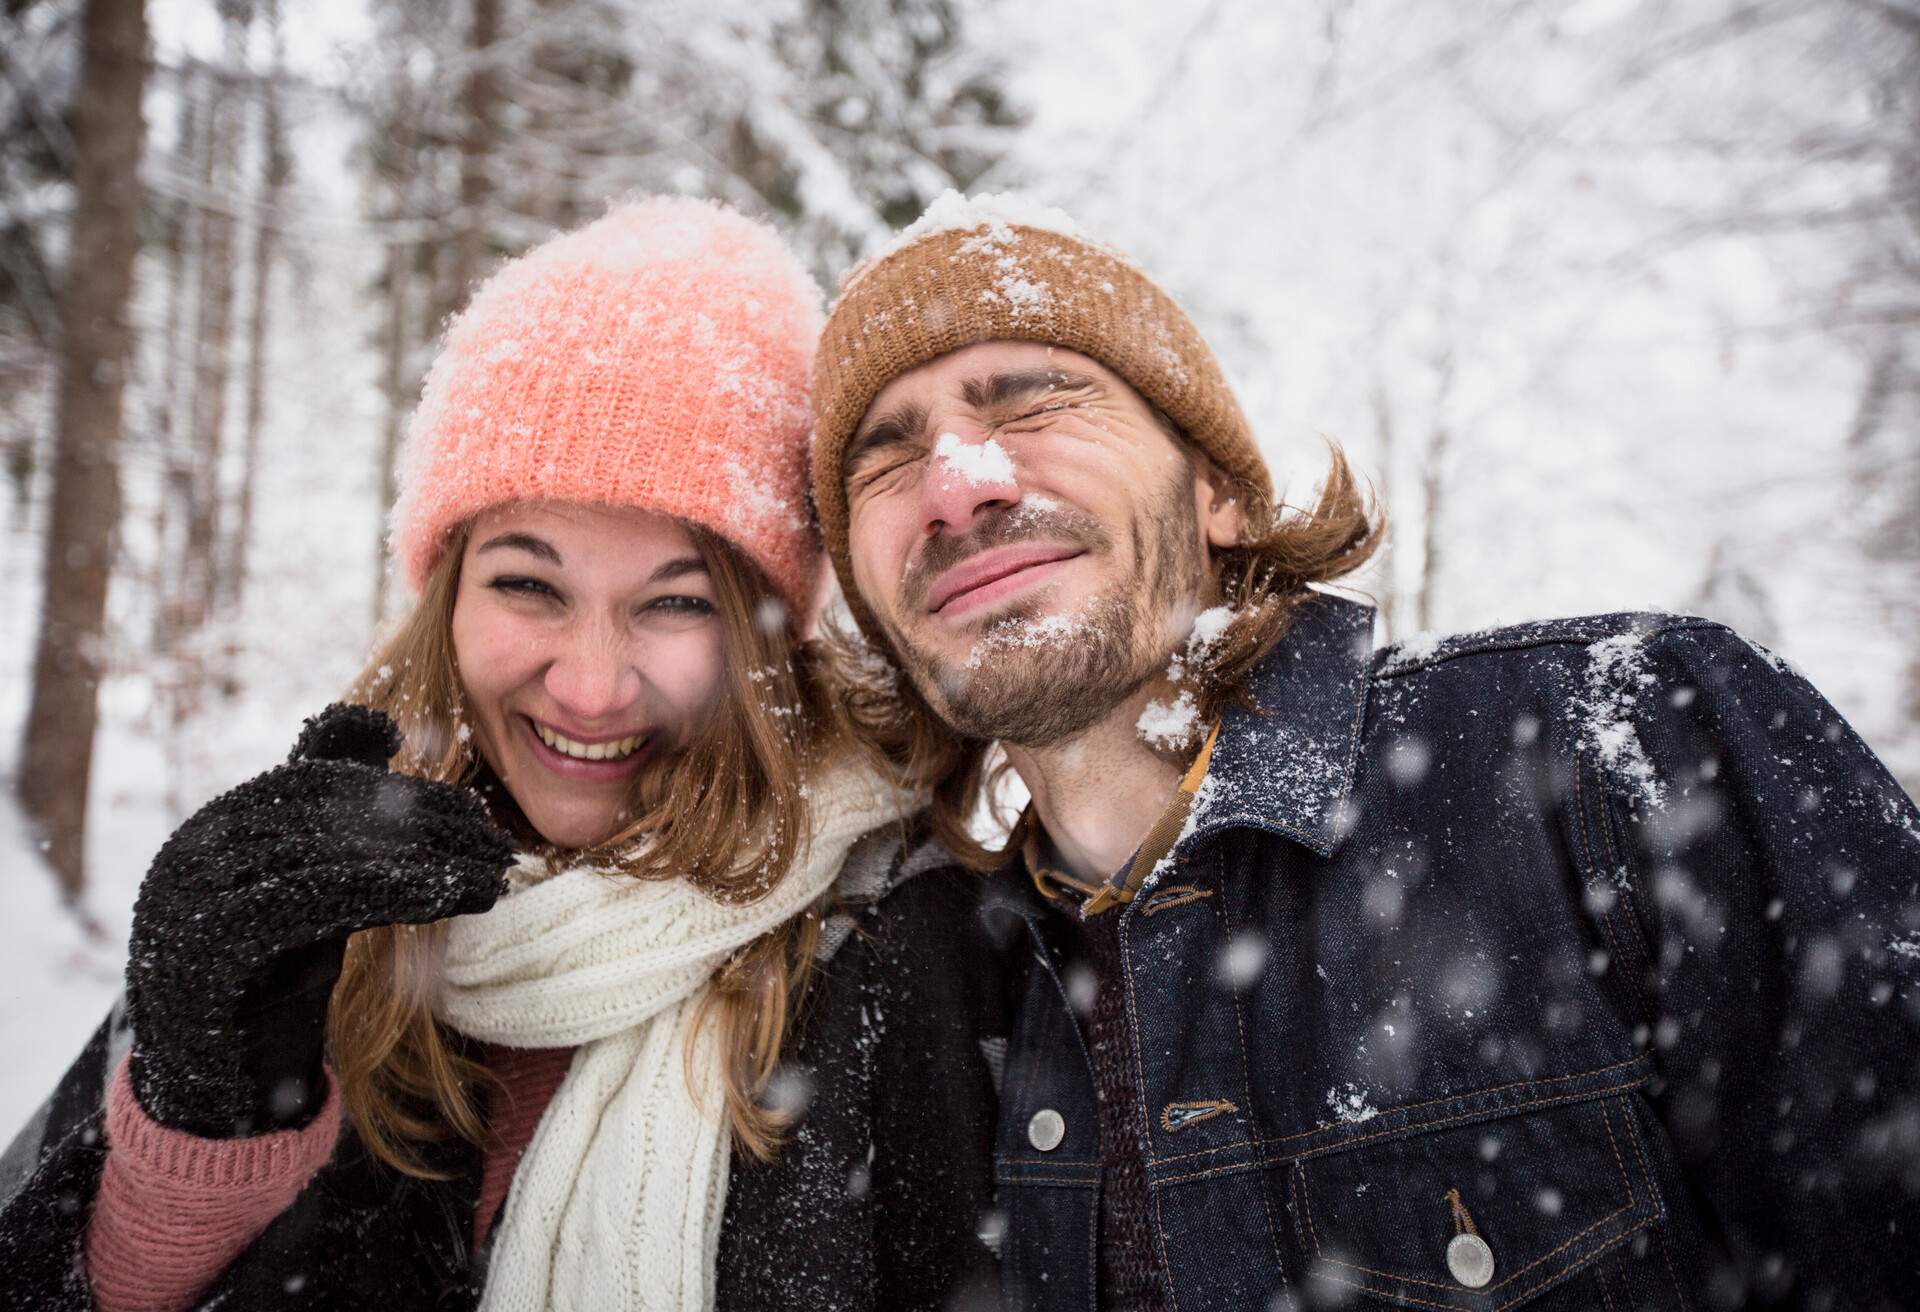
0, 788, 123, 1133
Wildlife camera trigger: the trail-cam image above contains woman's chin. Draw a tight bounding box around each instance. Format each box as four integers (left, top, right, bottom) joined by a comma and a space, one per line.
520, 803, 627, 852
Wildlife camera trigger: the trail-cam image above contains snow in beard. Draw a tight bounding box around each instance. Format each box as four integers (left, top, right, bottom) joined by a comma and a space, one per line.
961, 588, 1124, 673
1136, 603, 1238, 751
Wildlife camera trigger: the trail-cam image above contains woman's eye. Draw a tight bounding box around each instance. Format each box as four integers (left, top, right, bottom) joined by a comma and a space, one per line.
489, 576, 557, 599
647, 595, 715, 617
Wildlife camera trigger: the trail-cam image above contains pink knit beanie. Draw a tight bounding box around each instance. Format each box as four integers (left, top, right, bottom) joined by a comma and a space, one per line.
388, 197, 826, 622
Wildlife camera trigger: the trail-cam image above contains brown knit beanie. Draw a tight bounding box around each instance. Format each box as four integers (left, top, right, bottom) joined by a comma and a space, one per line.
811, 192, 1271, 640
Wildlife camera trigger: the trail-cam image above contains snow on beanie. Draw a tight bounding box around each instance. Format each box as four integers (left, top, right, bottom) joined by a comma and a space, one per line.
811, 191, 1271, 641
389, 196, 826, 623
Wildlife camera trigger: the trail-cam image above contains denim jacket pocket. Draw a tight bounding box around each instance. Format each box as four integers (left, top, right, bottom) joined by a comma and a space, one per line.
1286, 1091, 1664, 1311
994, 1153, 1100, 1312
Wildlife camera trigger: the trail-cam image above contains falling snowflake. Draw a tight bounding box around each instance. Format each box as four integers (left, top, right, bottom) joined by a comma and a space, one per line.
1215, 932, 1267, 989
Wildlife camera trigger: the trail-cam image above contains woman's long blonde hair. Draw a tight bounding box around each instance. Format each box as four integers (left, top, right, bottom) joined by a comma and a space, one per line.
327, 520, 833, 1177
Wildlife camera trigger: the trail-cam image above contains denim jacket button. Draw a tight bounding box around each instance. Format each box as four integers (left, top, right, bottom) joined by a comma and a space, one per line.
1027, 1108, 1066, 1152
1446, 1233, 1495, 1288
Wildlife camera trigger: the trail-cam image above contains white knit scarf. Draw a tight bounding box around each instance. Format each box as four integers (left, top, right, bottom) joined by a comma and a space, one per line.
435, 760, 919, 1312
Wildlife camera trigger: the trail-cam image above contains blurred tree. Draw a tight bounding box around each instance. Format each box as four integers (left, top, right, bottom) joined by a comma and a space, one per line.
152, 0, 251, 811
1833, 0, 1920, 787
142, 65, 201, 631
1692, 538, 1781, 649
0, 0, 79, 511
733, 0, 1027, 281
18, 0, 147, 900
356, 0, 460, 625
160, 1, 247, 663
488, 0, 649, 237
219, 0, 290, 625
449, 0, 500, 312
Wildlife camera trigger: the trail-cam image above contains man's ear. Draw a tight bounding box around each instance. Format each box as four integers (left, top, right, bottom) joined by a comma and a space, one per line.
1194, 457, 1245, 550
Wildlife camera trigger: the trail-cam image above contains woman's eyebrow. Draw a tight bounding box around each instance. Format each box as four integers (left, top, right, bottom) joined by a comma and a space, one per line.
476, 531, 562, 564
648, 556, 708, 585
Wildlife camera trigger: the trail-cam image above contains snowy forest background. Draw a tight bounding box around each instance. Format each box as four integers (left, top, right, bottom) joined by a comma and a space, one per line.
2, 0, 1916, 1127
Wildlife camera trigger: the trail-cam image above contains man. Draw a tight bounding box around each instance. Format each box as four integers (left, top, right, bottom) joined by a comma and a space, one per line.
809, 194, 1920, 1311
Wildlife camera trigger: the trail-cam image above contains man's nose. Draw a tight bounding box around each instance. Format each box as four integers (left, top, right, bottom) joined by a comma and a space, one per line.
543, 622, 642, 722
919, 428, 1021, 536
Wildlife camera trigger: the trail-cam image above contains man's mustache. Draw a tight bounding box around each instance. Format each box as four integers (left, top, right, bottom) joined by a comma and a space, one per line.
899, 501, 1111, 613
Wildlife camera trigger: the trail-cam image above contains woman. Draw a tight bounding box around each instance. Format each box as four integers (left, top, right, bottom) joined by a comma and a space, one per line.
0, 198, 1005, 1311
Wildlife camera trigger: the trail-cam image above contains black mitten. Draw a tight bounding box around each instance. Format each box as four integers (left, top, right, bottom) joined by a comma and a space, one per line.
125, 703, 515, 1138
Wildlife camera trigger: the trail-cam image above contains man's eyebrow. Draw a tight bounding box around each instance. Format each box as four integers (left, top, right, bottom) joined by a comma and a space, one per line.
647, 556, 708, 585
845, 370, 1101, 474
962, 369, 1101, 412
847, 400, 929, 468
475, 532, 561, 564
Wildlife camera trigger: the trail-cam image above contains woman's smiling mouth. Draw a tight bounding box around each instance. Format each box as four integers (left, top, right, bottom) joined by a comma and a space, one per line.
519, 715, 654, 777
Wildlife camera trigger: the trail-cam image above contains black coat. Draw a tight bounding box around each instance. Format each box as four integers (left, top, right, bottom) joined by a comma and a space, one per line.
0, 821, 1009, 1312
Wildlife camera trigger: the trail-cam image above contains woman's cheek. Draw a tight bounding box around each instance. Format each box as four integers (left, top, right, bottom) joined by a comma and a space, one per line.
455, 618, 514, 700
653, 627, 728, 733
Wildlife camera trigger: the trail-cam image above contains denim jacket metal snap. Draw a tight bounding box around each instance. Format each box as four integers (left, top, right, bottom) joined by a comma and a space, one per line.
985, 594, 1920, 1312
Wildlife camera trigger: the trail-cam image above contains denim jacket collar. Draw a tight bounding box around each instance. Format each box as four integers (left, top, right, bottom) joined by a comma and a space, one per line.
985, 591, 1377, 935
1195, 591, 1374, 857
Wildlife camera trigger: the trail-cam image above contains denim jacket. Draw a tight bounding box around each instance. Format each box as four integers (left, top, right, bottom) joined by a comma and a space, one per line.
984, 594, 1920, 1312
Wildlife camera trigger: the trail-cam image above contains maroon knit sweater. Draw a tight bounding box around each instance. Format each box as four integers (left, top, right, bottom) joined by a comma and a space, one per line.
1065, 909, 1170, 1312
86, 1045, 573, 1312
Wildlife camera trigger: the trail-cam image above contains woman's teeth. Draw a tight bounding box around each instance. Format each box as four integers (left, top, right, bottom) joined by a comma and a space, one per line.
534, 723, 644, 761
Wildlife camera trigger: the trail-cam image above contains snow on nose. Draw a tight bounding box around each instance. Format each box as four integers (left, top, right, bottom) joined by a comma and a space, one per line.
931, 431, 1016, 486
922, 432, 1019, 533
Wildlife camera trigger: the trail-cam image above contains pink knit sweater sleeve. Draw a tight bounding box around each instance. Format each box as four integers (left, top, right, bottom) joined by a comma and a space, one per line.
85, 1053, 342, 1312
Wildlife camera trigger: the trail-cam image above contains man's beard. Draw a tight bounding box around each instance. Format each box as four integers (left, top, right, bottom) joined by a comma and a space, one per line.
882, 475, 1206, 750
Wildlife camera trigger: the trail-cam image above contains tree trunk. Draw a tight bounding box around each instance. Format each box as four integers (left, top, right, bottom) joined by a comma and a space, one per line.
178, 33, 243, 648
1369, 379, 1397, 640
146, 70, 202, 653
17, 0, 149, 902
372, 244, 414, 628
1844, 343, 1898, 452
449, 0, 500, 309
1415, 420, 1449, 634
155, 66, 214, 657
1414, 345, 1457, 635
221, 0, 288, 628
164, 10, 247, 743
370, 0, 497, 627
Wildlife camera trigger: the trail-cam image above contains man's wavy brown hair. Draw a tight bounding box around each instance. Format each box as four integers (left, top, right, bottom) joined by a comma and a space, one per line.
827, 438, 1383, 871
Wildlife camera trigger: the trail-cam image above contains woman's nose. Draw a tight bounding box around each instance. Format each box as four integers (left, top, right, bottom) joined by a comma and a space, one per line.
542, 626, 642, 722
